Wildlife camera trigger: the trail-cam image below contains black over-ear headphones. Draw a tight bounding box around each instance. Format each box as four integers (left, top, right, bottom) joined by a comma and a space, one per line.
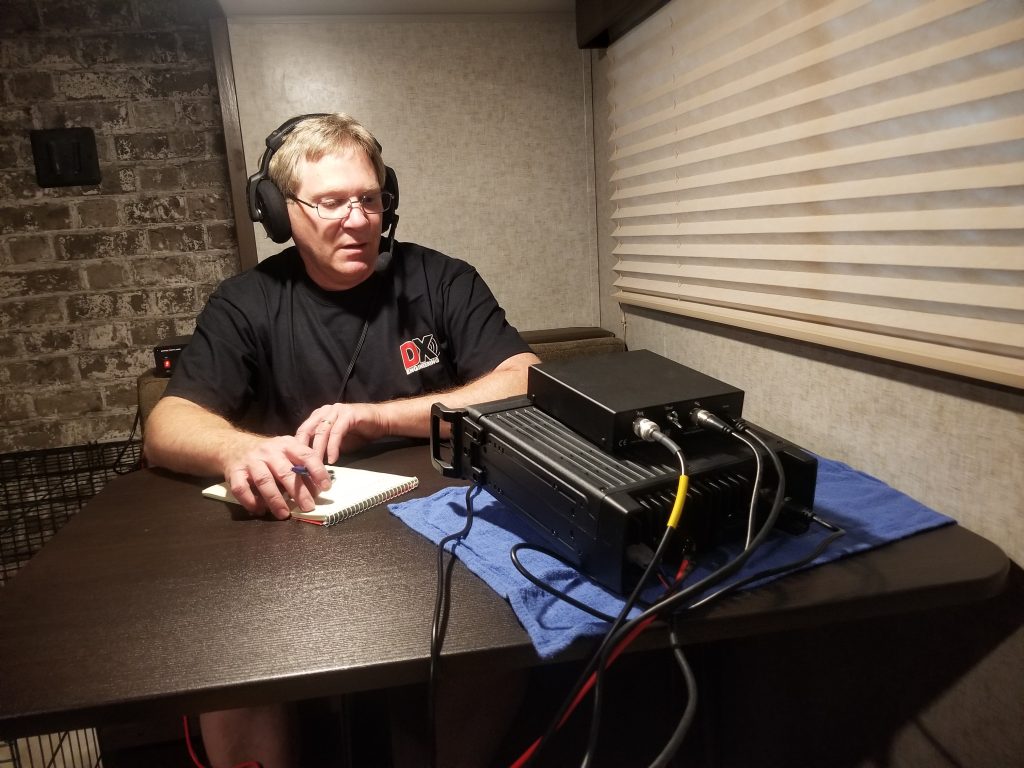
246, 113, 400, 244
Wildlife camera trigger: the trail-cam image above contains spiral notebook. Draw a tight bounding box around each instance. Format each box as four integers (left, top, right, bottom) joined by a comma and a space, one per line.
201, 466, 419, 526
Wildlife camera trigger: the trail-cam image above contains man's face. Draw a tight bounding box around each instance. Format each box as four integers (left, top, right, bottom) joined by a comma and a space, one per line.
288, 147, 384, 291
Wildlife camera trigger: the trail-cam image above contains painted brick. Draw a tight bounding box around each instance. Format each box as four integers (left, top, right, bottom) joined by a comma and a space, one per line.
6, 71, 56, 102
0, 105, 33, 131
58, 71, 145, 101
35, 182, 107, 201
1, 170, 45, 200
79, 32, 179, 66
75, 197, 120, 228
137, 165, 184, 192
137, 0, 217, 28
20, 327, 76, 354
37, 101, 131, 130
81, 322, 130, 349
187, 192, 230, 221
144, 70, 216, 99
173, 317, 197, 336
78, 347, 152, 380
2, 0, 232, 453
177, 29, 213, 63
9, 235, 54, 264
59, 410, 136, 447
117, 167, 138, 192
84, 261, 129, 289
0, 40, 12, 69
0, 333, 22, 357
22, 264, 84, 294
205, 130, 226, 157
101, 379, 138, 409
93, 170, 130, 196
151, 285, 199, 314
149, 224, 204, 252
39, 0, 135, 31
0, 139, 21, 168
0, 202, 73, 234
1, 272, 28, 299
95, 134, 116, 164
115, 132, 172, 161
1, 392, 35, 421
0, 422, 62, 454
122, 195, 187, 224
132, 254, 197, 285
6, 37, 79, 68
0, 296, 64, 329
34, 387, 103, 416
4, 0, 42, 34
132, 99, 178, 129
179, 97, 219, 127
171, 130, 206, 158
182, 158, 228, 188
128, 317, 178, 346
195, 252, 240, 284
1, 356, 76, 387
66, 290, 148, 321
57, 229, 147, 260
205, 222, 237, 251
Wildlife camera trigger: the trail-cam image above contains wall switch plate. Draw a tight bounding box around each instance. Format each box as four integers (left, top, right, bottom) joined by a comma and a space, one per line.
30, 127, 102, 188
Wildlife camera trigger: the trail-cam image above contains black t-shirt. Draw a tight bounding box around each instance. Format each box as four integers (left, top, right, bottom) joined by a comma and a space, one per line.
165, 241, 531, 435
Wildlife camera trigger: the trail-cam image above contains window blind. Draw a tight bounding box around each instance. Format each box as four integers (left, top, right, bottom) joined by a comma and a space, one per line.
607, 0, 1024, 388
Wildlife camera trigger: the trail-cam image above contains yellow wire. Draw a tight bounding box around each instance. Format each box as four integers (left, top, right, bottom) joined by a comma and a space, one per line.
666, 474, 688, 529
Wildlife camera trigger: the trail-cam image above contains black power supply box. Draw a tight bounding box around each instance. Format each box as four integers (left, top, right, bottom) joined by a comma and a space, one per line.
528, 349, 745, 452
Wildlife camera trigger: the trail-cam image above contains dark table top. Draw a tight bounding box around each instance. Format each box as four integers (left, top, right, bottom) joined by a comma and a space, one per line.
0, 442, 1009, 739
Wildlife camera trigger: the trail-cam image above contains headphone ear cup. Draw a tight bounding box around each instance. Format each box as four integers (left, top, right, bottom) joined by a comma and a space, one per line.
254, 178, 292, 243
383, 165, 399, 233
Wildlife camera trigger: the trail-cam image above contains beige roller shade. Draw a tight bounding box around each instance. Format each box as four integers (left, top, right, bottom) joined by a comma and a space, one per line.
607, 0, 1024, 388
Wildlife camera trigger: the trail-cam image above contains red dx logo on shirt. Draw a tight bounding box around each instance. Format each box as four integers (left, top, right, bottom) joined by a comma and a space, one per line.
399, 334, 440, 374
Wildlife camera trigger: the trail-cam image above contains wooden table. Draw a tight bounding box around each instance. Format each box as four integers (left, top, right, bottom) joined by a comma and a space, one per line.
0, 442, 1009, 740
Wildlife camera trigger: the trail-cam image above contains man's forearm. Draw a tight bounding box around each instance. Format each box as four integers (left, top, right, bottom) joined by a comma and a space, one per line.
377, 351, 541, 438
144, 395, 263, 477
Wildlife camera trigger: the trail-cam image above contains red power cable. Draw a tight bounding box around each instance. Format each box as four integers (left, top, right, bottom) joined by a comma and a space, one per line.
509, 558, 691, 768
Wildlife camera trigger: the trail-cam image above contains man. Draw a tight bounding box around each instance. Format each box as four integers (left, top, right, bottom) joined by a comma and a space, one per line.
145, 113, 539, 767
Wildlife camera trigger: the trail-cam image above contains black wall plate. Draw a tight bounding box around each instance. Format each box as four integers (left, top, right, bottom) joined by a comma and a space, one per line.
30, 127, 102, 188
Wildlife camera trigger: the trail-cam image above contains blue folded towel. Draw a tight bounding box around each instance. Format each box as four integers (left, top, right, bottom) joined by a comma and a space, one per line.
388, 457, 954, 658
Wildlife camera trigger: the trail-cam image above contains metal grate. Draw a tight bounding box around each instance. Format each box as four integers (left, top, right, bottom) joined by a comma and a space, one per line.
0, 730, 103, 768
1, 439, 141, 768
0, 440, 141, 587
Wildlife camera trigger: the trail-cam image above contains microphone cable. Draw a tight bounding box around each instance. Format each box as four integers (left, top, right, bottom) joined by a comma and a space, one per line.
428, 483, 478, 768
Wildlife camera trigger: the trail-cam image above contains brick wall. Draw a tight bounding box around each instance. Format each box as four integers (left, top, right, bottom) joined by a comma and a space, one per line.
0, 0, 237, 454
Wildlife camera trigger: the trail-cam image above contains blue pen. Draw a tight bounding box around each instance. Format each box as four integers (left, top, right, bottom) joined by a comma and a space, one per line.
291, 465, 335, 478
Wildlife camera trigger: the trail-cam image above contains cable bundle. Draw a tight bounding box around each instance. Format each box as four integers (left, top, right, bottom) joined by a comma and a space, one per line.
428, 410, 844, 768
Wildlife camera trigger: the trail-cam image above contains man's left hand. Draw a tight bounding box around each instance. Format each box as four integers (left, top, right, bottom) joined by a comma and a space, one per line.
295, 403, 388, 463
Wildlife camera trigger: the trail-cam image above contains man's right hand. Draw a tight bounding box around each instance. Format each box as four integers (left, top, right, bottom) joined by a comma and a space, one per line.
224, 435, 333, 519
144, 396, 334, 520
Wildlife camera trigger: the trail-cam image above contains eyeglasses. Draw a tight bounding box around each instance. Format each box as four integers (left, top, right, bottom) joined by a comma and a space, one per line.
290, 191, 393, 221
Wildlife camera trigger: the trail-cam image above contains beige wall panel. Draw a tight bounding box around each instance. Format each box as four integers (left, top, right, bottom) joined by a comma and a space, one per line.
227, 14, 598, 331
